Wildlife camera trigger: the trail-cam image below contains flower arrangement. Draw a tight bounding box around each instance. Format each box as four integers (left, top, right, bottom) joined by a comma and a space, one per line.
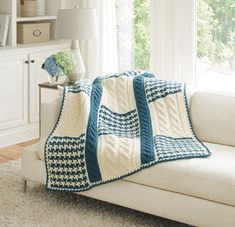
42, 50, 76, 80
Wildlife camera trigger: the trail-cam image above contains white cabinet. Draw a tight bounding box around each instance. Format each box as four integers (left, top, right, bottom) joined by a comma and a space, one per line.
0, 42, 71, 148
0, 53, 28, 131
29, 49, 67, 123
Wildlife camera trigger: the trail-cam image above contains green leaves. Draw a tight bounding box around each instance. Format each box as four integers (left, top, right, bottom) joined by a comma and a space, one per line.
132, 0, 235, 68
54, 50, 76, 76
134, 0, 150, 70
197, 0, 235, 62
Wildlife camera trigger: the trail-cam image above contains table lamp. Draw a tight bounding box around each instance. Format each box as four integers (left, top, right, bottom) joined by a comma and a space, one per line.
56, 6, 98, 83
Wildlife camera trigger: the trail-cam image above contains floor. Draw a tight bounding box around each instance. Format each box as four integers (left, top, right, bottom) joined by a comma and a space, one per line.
0, 139, 39, 164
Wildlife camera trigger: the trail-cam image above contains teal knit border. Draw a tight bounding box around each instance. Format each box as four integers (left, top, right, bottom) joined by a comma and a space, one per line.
84, 78, 102, 183
183, 83, 211, 155
133, 75, 155, 164
44, 86, 67, 192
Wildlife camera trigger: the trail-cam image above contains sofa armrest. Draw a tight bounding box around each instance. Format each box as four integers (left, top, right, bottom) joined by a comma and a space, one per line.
190, 90, 235, 147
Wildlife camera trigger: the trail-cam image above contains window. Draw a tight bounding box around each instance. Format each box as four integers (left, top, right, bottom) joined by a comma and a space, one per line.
116, 0, 150, 71
117, 0, 235, 92
196, 0, 235, 91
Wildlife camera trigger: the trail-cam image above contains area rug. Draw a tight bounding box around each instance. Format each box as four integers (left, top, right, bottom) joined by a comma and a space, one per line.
0, 159, 191, 227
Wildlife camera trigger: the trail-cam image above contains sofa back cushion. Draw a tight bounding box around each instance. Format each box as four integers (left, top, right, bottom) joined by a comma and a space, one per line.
190, 90, 235, 147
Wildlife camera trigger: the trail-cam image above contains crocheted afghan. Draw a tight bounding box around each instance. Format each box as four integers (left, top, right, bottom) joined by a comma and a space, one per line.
45, 71, 210, 192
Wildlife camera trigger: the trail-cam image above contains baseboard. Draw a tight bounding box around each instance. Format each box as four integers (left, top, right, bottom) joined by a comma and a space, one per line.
0, 124, 39, 148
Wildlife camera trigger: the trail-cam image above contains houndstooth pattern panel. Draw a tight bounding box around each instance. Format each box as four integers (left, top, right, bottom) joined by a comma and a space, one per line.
46, 134, 89, 190
98, 105, 140, 138
154, 135, 208, 162
145, 78, 183, 103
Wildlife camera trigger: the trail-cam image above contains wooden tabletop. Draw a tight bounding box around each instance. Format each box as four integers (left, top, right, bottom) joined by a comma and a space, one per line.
39, 82, 70, 89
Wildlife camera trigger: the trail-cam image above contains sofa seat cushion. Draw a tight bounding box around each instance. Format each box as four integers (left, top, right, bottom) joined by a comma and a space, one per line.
124, 142, 235, 207
38, 141, 235, 206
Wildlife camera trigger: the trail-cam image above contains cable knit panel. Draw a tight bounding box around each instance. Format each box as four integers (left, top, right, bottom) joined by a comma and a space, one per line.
97, 135, 141, 181
148, 93, 188, 137
101, 76, 137, 113
146, 79, 192, 138
52, 84, 91, 138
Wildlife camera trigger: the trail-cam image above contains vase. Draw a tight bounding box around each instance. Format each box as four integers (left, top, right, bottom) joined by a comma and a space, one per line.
68, 73, 83, 84
48, 75, 67, 85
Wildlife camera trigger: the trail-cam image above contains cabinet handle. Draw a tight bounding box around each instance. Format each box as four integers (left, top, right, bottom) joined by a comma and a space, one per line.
31, 60, 35, 63
25, 60, 29, 64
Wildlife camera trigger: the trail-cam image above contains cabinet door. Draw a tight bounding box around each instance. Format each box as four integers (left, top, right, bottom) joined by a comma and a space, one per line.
29, 49, 67, 123
0, 54, 28, 131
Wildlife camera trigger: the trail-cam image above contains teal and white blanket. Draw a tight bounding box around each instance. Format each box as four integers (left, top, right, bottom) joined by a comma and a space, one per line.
45, 71, 210, 192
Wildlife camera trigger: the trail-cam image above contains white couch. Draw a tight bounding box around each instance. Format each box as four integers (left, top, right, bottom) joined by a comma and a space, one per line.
22, 88, 235, 227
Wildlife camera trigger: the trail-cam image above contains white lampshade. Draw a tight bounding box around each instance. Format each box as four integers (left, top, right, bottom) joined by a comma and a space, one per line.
56, 8, 98, 40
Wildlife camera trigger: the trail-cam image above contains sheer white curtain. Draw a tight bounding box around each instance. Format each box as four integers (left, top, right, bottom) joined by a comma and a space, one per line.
150, 0, 196, 84
62, 0, 118, 79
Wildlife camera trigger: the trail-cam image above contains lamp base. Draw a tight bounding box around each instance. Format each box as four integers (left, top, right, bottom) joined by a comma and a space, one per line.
68, 72, 85, 84
69, 40, 85, 84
